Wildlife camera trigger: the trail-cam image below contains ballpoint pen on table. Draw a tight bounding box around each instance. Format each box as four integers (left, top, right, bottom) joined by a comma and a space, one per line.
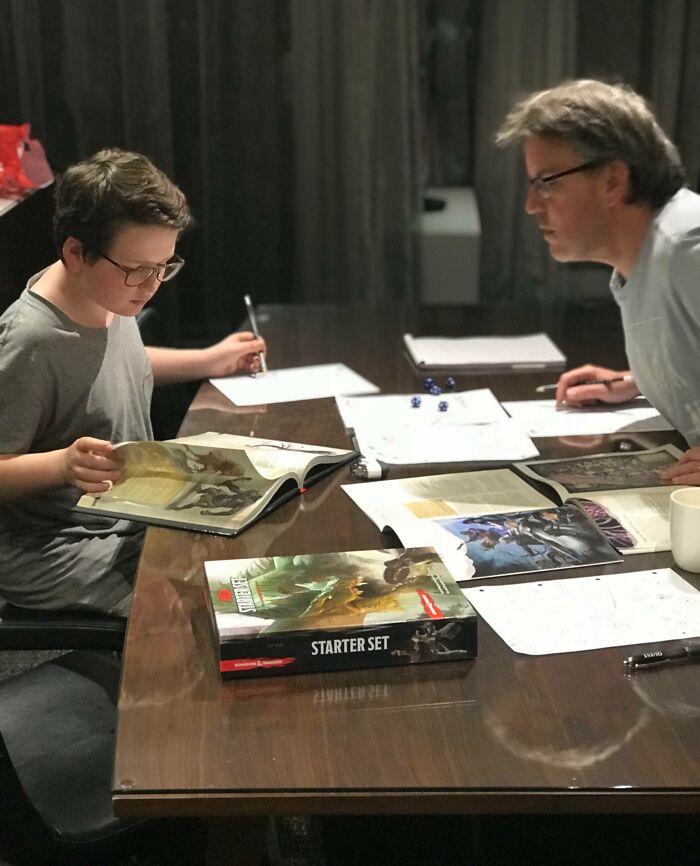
535, 375, 634, 394
243, 294, 268, 374
624, 642, 700, 672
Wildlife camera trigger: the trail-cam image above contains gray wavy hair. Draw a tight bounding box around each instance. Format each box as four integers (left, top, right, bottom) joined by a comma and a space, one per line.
496, 79, 684, 208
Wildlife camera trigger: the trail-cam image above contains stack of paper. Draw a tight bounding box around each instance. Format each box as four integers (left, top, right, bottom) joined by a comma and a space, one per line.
403, 332, 566, 373
336, 389, 539, 465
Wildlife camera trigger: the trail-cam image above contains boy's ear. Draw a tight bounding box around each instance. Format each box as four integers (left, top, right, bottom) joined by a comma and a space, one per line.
62, 236, 86, 271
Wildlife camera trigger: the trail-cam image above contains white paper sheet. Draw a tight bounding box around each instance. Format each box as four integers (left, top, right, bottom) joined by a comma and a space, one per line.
463, 568, 700, 655
336, 388, 509, 428
210, 363, 379, 406
503, 398, 674, 437
351, 419, 539, 465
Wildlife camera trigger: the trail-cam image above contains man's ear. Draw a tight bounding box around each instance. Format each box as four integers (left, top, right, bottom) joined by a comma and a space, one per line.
602, 161, 630, 206
62, 236, 86, 271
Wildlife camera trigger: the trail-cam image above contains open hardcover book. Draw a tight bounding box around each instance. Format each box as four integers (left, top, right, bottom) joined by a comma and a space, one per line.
403, 332, 566, 374
515, 444, 684, 554
343, 468, 558, 581
75, 432, 356, 536
205, 547, 477, 678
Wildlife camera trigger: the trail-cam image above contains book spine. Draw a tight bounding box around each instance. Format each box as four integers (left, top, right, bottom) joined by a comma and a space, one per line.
217, 616, 477, 679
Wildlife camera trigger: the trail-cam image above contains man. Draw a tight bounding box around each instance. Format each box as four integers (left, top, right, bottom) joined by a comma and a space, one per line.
497, 79, 700, 484
0, 148, 265, 614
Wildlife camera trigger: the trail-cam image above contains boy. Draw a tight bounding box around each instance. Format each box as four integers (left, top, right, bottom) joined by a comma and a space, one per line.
0, 148, 265, 615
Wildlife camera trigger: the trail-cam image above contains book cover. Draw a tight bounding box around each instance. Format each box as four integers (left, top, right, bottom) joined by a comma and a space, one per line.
434, 504, 623, 578
205, 548, 478, 678
75, 432, 356, 537
515, 445, 684, 555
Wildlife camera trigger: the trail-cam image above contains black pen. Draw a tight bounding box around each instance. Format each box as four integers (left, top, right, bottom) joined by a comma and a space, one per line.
243, 294, 268, 374
536, 375, 633, 394
624, 643, 700, 671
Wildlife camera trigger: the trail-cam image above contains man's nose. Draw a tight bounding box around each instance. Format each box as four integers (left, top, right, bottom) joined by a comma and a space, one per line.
525, 187, 545, 214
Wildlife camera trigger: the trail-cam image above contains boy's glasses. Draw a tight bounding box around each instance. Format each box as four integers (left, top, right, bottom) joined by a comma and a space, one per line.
98, 251, 185, 287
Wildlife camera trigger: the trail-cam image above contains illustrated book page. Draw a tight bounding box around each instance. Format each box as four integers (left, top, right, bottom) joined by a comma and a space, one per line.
75, 433, 355, 536
515, 444, 684, 554
342, 469, 555, 581
434, 503, 622, 580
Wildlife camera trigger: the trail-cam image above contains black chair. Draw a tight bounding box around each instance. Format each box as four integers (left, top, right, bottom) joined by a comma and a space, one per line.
0, 600, 126, 652
0, 647, 207, 866
0, 650, 145, 865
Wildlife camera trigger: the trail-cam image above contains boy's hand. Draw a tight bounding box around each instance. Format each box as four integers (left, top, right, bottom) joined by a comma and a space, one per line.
63, 437, 123, 493
202, 331, 267, 377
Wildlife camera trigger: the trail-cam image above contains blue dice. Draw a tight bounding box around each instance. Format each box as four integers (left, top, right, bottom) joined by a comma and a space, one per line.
410, 395, 422, 408
423, 377, 435, 392
438, 400, 448, 412
445, 376, 456, 391
430, 384, 442, 396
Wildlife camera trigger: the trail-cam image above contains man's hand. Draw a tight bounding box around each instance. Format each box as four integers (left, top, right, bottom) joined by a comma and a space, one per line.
199, 331, 267, 378
660, 447, 700, 486
63, 437, 123, 493
555, 364, 639, 407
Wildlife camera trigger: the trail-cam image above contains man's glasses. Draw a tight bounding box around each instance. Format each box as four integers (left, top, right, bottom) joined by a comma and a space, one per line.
97, 251, 186, 287
529, 159, 606, 199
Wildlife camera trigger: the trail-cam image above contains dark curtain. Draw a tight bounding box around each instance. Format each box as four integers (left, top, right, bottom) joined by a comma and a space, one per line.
2, 0, 700, 325
0, 0, 293, 342
471, 0, 700, 304
0, 0, 422, 338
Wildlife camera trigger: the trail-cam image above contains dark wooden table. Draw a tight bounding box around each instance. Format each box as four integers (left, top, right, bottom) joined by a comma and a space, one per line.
113, 304, 700, 828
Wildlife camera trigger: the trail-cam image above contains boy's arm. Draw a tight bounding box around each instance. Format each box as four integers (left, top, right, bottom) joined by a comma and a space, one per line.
0, 438, 122, 503
146, 331, 266, 385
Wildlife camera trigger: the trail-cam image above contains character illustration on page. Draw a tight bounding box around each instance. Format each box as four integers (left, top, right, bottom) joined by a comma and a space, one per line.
434, 505, 621, 578
110, 441, 265, 517
208, 548, 470, 636
573, 500, 636, 550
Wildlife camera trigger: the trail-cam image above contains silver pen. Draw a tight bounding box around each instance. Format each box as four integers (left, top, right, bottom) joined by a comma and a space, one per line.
243, 294, 268, 373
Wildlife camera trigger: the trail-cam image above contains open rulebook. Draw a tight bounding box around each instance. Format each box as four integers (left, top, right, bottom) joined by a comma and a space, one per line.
515, 444, 685, 554
343, 468, 556, 581
75, 432, 356, 536
403, 332, 566, 374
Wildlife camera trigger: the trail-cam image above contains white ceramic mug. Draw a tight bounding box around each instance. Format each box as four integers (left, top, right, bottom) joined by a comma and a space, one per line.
669, 487, 700, 572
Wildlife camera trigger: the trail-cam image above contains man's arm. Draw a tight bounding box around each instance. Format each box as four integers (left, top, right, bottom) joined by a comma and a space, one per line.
0, 438, 121, 503
146, 331, 266, 386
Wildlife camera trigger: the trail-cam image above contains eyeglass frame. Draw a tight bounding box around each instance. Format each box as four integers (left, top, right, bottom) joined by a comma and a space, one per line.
528, 159, 607, 199
96, 250, 186, 287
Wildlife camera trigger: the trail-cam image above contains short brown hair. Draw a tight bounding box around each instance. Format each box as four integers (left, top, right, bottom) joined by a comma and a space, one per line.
54, 148, 192, 259
496, 79, 684, 208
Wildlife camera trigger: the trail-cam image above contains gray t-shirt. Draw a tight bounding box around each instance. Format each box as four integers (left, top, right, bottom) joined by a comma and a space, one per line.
610, 187, 700, 446
0, 276, 154, 612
